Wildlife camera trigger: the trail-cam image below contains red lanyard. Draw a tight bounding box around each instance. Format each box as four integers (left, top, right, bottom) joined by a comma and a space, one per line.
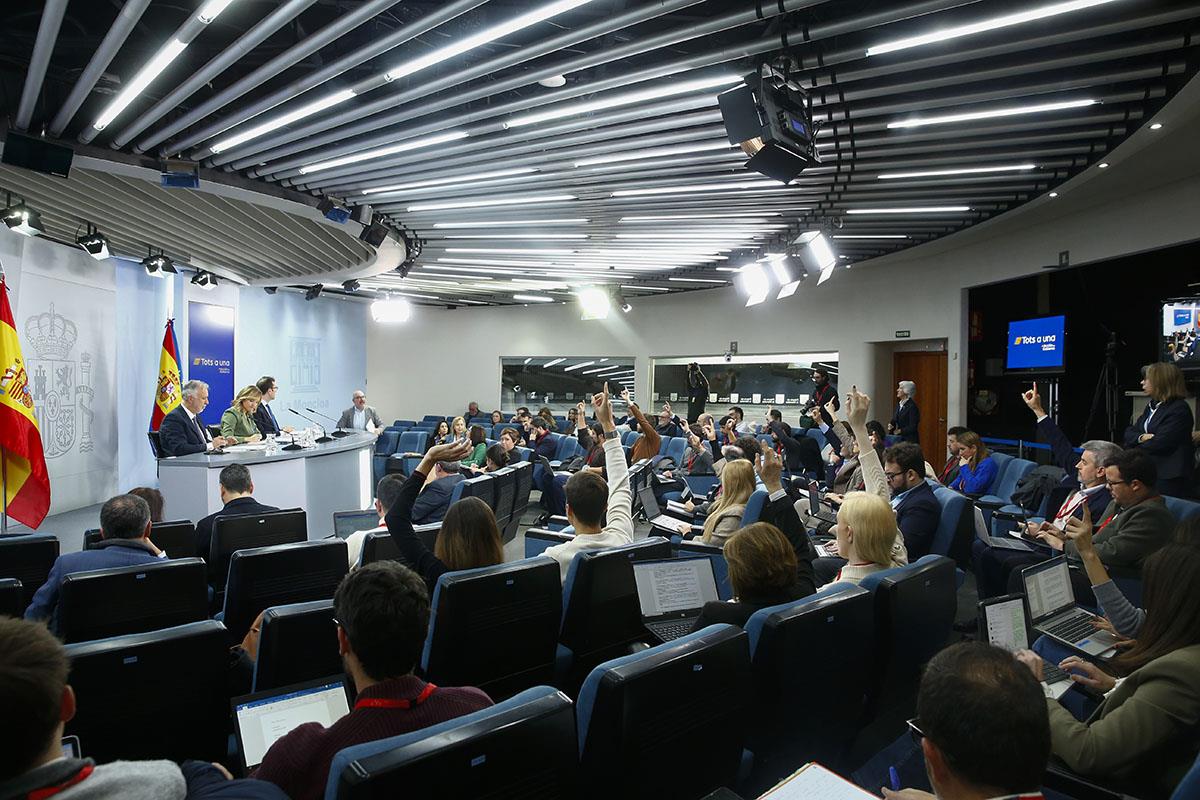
28, 765, 94, 800
1096, 513, 1116, 534
1054, 491, 1087, 523
355, 683, 437, 710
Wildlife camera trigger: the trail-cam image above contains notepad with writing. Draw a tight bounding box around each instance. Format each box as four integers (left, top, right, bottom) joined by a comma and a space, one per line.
758, 762, 881, 800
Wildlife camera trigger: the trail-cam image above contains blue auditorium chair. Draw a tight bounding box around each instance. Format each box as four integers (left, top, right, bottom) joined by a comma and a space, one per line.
621, 430, 640, 448
448, 474, 495, 508
323, 686, 577, 800
393, 419, 416, 428
662, 436, 688, 466
0, 533, 58, 609
930, 486, 973, 565
57, 557, 208, 643
252, 599, 341, 692
209, 509, 308, 596
0, 578, 23, 617
65, 620, 229, 764
524, 528, 575, 558
490, 467, 517, 542
358, 531, 401, 567
509, 462, 534, 535
805, 427, 827, 451
373, 429, 400, 484
421, 558, 562, 699
741, 489, 769, 526
742, 585, 873, 789
390, 430, 428, 476
975, 457, 1036, 526
575, 623, 752, 799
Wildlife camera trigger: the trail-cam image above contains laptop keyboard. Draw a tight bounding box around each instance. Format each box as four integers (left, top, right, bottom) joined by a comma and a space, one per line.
1045, 614, 1097, 644
1042, 659, 1070, 684
649, 619, 696, 642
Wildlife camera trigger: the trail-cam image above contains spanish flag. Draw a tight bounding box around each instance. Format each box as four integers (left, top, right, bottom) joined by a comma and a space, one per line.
0, 277, 50, 529
150, 319, 182, 431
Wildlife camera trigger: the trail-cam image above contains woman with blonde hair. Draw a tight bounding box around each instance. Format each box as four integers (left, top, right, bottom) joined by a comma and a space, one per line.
449, 415, 467, 439
824, 492, 898, 586
690, 522, 803, 630
688, 458, 756, 546
220, 386, 263, 443
1124, 361, 1194, 497
948, 429, 997, 495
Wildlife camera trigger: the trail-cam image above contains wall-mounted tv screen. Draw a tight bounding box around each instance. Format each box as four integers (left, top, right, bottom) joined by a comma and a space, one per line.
1163, 299, 1200, 369
1006, 315, 1066, 372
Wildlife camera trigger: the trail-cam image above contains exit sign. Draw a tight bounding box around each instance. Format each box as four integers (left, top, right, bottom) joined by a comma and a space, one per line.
895, 330, 911, 338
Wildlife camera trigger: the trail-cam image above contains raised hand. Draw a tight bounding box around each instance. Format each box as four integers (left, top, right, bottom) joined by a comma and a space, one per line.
1022, 383, 1045, 417
757, 444, 783, 492
824, 398, 839, 421
845, 386, 871, 430
593, 382, 614, 429
1063, 502, 1095, 553
425, 438, 473, 463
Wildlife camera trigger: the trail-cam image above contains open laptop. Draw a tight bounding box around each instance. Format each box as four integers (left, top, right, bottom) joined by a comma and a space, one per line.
632, 558, 720, 643
978, 594, 1073, 699
332, 509, 379, 540
807, 481, 838, 527
232, 677, 352, 771
1021, 557, 1119, 657
638, 486, 692, 533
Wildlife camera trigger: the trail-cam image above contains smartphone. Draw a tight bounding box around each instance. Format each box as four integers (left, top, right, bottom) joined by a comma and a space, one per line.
61, 735, 81, 759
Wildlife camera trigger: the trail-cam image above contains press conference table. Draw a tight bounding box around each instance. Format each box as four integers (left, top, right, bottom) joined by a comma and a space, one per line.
157, 433, 376, 538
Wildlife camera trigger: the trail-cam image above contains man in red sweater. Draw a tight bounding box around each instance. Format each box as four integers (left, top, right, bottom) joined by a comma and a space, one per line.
253, 562, 492, 800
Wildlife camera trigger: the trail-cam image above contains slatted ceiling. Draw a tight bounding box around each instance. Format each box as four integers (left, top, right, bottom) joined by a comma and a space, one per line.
2, 1, 1198, 305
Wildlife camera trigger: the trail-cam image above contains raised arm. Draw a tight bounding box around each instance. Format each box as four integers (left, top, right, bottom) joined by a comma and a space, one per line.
597, 384, 633, 543
386, 439, 472, 587
627, 394, 661, 457
1023, 383, 1078, 473
845, 388, 888, 501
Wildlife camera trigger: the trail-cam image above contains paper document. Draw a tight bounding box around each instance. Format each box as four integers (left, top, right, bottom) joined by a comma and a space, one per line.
759, 762, 880, 800
666, 500, 691, 515
225, 443, 268, 452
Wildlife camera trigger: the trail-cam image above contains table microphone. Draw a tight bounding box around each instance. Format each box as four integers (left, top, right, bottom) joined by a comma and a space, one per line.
305, 407, 350, 438
288, 408, 333, 443
280, 432, 303, 452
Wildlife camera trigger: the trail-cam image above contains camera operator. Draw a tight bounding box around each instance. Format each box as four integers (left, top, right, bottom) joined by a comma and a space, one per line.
686, 362, 709, 424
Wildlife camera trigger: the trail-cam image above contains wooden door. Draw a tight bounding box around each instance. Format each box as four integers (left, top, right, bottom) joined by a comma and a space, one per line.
892, 351, 949, 469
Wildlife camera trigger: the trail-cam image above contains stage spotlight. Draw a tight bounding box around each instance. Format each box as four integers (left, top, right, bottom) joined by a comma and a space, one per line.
342, 279, 361, 292
739, 263, 770, 306
577, 287, 611, 320
190, 271, 217, 290
371, 297, 412, 323
718, 62, 819, 183
76, 226, 110, 259
359, 222, 389, 247
263, 287, 278, 294
2, 201, 44, 237
141, 249, 177, 278
318, 197, 351, 223
304, 284, 324, 301
792, 230, 837, 286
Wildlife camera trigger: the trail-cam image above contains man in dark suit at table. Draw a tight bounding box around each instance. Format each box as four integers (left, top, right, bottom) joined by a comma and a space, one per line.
884, 442, 942, 559
195, 464, 279, 559
888, 380, 921, 444
252, 375, 294, 437
158, 379, 233, 456
411, 459, 465, 525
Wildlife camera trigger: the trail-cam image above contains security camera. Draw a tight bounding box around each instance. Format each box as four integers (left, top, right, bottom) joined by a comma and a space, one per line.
724, 351, 733, 363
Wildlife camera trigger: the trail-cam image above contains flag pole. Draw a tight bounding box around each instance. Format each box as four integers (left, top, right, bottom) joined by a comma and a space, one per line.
1, 443, 8, 534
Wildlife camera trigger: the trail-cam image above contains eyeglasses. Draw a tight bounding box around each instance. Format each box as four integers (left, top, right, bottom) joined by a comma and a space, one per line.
906, 717, 925, 745
1106, 479, 1127, 487
884, 471, 904, 480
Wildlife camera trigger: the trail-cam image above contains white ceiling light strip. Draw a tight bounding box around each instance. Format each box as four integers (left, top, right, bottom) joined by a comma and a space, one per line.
505, 74, 743, 128
867, 0, 1123, 56
408, 194, 576, 212
443, 233, 590, 240
93, 39, 190, 133
513, 294, 556, 303
361, 167, 537, 195
619, 213, 781, 221
887, 98, 1097, 129
212, 89, 359, 153
831, 234, 909, 239
877, 164, 1036, 179
574, 140, 736, 167
445, 248, 578, 255
434, 218, 588, 228
845, 206, 972, 214
299, 129, 468, 173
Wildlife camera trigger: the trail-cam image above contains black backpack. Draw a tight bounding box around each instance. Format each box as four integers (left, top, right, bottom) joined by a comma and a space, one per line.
1010, 465, 1067, 512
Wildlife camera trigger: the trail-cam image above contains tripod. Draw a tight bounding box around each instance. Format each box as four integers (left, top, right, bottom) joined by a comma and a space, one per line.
1086, 332, 1120, 443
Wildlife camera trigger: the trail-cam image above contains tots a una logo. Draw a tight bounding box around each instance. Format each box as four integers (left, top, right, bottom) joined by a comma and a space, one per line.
1014, 334, 1057, 346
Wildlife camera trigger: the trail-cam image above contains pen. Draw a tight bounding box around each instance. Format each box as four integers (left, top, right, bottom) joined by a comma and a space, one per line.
889, 766, 901, 792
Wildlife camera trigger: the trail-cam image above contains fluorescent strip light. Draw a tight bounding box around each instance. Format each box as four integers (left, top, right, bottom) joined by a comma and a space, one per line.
93, 39, 189, 131
832, 234, 909, 239
524, 357, 533, 363
574, 140, 734, 167
888, 98, 1097, 129
867, 0, 1122, 56
715, 267, 742, 272
444, 234, 589, 239
846, 206, 971, 214
878, 163, 1036, 179
513, 294, 555, 303
362, 167, 536, 195
542, 358, 566, 367
620, 285, 670, 291
620, 213, 781, 222
211, 89, 358, 153
506, 74, 743, 128
445, 248, 577, 256
434, 219, 588, 227
562, 361, 596, 371
668, 277, 727, 284
197, 0, 237, 23
611, 180, 781, 197
581, 365, 615, 374
385, 0, 595, 82
409, 194, 575, 212
615, 232, 768, 239
298, 129, 467, 173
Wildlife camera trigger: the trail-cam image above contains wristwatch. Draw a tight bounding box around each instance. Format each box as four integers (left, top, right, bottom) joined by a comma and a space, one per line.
604, 430, 621, 440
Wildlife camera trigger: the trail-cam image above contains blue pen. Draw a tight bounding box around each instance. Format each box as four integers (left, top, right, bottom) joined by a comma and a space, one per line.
889, 766, 901, 791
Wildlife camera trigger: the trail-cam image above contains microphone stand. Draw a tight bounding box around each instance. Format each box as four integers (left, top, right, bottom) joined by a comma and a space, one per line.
280, 432, 303, 452
289, 409, 334, 443
305, 407, 351, 438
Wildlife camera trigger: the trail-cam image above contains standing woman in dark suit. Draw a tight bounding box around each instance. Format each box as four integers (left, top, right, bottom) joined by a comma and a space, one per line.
889, 380, 921, 444
1124, 362, 1195, 498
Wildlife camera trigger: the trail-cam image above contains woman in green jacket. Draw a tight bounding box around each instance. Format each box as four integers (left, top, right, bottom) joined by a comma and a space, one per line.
461, 425, 488, 468
220, 385, 264, 444
1018, 543, 1200, 798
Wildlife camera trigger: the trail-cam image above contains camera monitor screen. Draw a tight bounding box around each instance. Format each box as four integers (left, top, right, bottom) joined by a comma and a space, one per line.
1163, 299, 1200, 369
1006, 315, 1066, 372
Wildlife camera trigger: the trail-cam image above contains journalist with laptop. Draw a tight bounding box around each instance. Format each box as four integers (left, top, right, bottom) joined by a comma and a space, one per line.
633, 558, 721, 642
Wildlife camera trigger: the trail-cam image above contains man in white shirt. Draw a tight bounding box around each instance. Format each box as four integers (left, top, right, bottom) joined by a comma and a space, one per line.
543, 384, 634, 582
727, 405, 755, 435
344, 474, 405, 568
336, 390, 383, 433
158, 379, 234, 456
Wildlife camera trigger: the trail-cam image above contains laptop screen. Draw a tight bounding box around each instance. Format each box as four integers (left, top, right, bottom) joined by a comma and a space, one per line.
333, 510, 379, 539
808, 483, 821, 515
638, 486, 661, 519
632, 558, 719, 618
1022, 558, 1075, 622
981, 597, 1031, 652
234, 679, 351, 769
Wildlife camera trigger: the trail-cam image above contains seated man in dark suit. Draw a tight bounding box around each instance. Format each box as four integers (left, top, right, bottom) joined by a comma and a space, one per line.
25, 494, 166, 631
158, 379, 233, 456
411, 458, 465, 525
251, 375, 294, 437
195, 463, 280, 559
252, 562, 492, 800
883, 442, 942, 559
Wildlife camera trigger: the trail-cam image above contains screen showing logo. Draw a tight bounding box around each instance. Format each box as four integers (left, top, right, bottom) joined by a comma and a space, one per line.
1006, 315, 1065, 370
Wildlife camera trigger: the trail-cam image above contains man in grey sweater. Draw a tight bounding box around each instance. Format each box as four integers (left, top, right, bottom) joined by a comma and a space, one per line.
0, 618, 285, 800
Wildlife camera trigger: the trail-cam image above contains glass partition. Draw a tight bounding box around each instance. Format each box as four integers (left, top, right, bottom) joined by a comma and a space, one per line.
500, 357, 635, 415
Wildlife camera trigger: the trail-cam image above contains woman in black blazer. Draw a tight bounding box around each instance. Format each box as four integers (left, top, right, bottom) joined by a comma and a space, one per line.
1124, 363, 1195, 498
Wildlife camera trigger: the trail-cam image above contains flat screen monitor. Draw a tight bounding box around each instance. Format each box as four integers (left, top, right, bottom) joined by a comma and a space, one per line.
1162, 299, 1200, 369
1006, 315, 1065, 373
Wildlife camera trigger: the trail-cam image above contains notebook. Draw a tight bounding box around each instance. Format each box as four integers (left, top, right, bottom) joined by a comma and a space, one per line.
232, 678, 352, 771
759, 762, 879, 800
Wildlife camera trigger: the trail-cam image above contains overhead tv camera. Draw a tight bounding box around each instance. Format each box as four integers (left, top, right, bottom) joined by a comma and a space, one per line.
717, 61, 820, 183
